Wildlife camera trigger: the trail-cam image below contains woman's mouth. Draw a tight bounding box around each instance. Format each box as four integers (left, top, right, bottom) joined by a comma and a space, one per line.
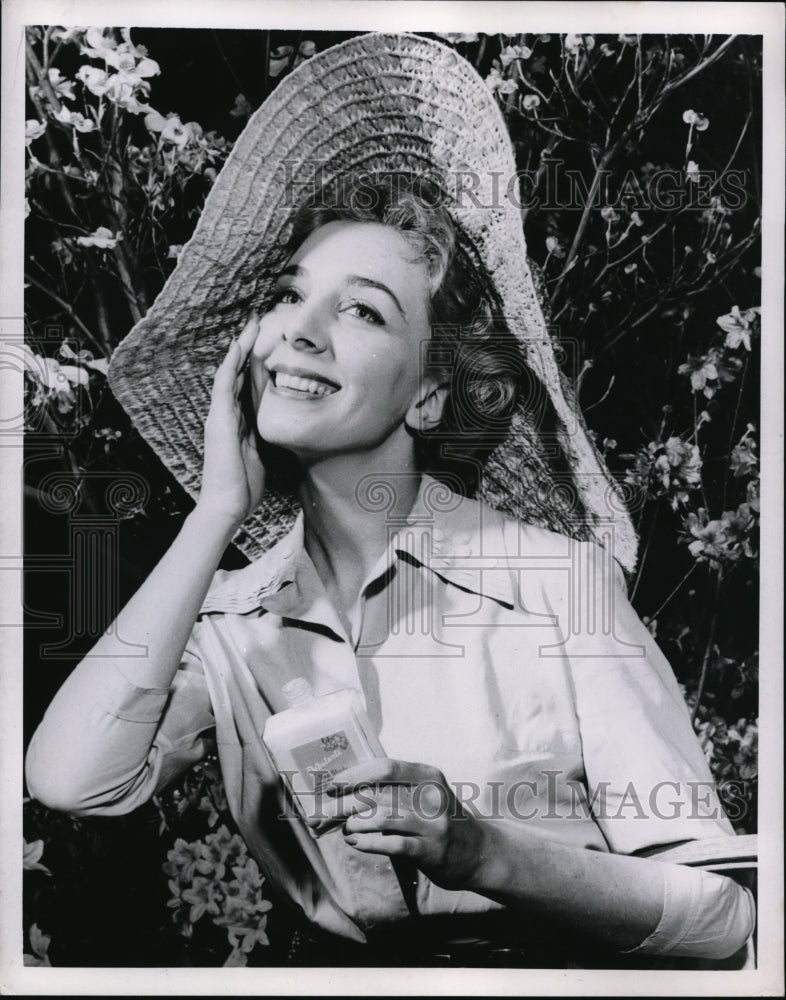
270, 369, 340, 399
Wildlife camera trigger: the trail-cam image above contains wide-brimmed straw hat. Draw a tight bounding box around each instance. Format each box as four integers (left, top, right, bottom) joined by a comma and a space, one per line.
108, 31, 638, 572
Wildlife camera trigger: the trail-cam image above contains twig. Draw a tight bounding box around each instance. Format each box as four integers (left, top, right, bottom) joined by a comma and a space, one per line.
741, 39, 761, 206
528, 117, 583, 145
591, 297, 662, 359
582, 374, 615, 413
552, 141, 622, 302
547, 68, 571, 118
659, 36, 738, 103
581, 42, 614, 119
25, 32, 64, 113
24, 271, 106, 356
520, 133, 562, 224
607, 60, 641, 136
635, 36, 643, 113
630, 502, 660, 600
721, 358, 749, 512
211, 28, 251, 102
648, 562, 699, 620
691, 566, 724, 722
638, 36, 739, 130
514, 63, 550, 104
263, 31, 270, 99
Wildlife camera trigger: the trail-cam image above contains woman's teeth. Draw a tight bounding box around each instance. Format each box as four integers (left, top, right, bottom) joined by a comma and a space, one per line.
274, 372, 337, 397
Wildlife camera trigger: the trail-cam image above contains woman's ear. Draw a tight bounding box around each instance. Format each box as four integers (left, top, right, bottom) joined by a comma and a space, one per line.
405, 378, 448, 433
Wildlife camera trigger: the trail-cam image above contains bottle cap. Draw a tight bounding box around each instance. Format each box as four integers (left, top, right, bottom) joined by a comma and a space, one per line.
282, 677, 314, 708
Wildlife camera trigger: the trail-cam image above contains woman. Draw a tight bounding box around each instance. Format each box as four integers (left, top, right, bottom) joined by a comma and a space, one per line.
25, 33, 754, 966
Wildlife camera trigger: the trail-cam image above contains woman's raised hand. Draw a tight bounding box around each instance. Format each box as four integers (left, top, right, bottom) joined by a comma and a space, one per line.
197, 314, 267, 528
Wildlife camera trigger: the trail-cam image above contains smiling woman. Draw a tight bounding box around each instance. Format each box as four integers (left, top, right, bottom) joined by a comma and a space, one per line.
24, 32, 755, 968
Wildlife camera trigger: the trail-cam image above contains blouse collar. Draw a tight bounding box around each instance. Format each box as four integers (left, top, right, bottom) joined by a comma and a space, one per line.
200, 475, 516, 616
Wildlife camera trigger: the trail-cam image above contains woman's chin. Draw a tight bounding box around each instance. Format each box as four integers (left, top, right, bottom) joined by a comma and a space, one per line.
256, 417, 325, 459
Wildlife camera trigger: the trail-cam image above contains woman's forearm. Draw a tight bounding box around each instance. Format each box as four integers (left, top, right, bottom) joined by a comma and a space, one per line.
469, 818, 664, 950
81, 504, 239, 688
468, 818, 753, 957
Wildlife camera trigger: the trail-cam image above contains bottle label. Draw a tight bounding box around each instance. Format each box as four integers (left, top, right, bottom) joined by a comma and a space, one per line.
291, 730, 360, 795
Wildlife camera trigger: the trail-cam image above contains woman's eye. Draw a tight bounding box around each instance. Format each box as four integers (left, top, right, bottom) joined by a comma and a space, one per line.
346, 301, 384, 325
271, 286, 300, 306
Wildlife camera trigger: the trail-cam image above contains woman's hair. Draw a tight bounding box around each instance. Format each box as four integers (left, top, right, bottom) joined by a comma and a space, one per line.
272, 172, 568, 496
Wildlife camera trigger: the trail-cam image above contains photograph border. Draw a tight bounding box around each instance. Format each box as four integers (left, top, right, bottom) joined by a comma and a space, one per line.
2, 1, 783, 995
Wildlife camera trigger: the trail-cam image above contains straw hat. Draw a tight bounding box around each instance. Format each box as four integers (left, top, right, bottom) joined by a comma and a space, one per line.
108, 32, 638, 572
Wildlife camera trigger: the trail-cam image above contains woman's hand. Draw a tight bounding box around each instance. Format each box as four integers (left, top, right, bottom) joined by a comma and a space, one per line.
319, 758, 489, 891
197, 314, 267, 528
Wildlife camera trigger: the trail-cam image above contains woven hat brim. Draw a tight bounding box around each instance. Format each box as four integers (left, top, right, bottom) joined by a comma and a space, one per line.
108, 32, 638, 571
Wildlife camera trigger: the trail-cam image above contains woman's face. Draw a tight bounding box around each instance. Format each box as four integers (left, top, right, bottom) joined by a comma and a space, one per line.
249, 220, 443, 462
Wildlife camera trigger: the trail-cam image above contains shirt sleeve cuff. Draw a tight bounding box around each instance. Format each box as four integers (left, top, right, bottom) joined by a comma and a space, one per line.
624, 862, 756, 960
88, 660, 172, 722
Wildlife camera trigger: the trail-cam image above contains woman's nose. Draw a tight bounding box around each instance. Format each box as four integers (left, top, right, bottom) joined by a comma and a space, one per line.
281, 303, 328, 353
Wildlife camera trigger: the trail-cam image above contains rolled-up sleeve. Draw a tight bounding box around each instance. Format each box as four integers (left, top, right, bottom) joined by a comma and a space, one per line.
25, 637, 215, 816
625, 863, 756, 959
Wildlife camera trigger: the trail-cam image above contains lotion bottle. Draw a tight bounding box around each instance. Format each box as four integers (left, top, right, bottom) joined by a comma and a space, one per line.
262, 678, 384, 831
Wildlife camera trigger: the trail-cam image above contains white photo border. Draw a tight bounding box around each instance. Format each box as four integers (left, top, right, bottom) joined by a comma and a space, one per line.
2, 1, 783, 995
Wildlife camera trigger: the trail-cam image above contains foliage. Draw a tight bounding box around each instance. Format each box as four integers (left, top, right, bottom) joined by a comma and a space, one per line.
164, 826, 273, 966
23, 27, 760, 964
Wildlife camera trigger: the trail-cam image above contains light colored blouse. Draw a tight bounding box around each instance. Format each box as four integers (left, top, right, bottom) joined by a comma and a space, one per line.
25, 476, 754, 959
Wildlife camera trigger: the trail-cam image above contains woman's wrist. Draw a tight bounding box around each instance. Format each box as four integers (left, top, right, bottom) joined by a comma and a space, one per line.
188, 501, 246, 542
461, 816, 520, 896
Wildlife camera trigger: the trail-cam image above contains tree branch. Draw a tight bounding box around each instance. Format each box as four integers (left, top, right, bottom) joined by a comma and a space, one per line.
24, 271, 107, 357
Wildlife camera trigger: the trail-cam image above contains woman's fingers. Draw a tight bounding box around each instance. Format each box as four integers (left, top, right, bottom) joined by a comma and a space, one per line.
343, 801, 426, 838
211, 340, 240, 399
213, 314, 259, 381
314, 783, 419, 831
235, 312, 260, 359
316, 758, 450, 834
209, 315, 261, 418
231, 314, 260, 389
325, 758, 443, 796
198, 313, 267, 524
343, 832, 416, 858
